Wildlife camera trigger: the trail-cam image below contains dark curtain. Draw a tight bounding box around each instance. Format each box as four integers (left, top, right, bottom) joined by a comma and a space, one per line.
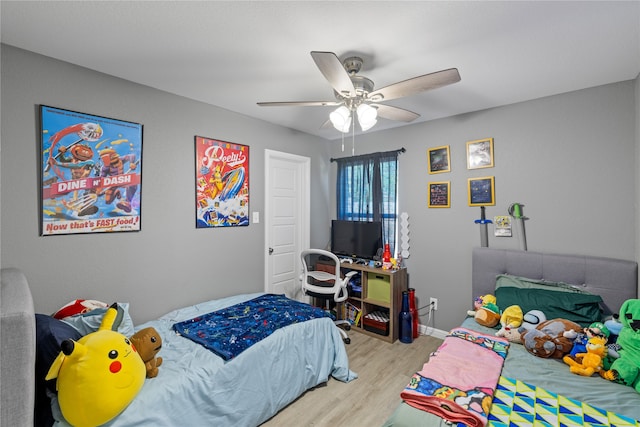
335, 150, 399, 255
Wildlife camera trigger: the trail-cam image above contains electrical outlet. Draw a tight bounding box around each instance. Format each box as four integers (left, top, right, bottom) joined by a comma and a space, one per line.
430, 297, 438, 311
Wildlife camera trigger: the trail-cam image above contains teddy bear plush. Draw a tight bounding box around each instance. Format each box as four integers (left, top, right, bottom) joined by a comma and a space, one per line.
599, 299, 640, 393
130, 327, 163, 378
521, 318, 581, 359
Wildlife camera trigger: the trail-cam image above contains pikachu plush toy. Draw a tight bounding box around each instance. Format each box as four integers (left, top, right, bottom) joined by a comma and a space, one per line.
46, 303, 146, 427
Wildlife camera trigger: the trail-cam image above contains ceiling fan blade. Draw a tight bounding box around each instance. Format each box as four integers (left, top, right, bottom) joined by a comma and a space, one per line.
257, 100, 341, 107
310, 51, 355, 97
373, 104, 420, 122
368, 68, 461, 102
320, 118, 333, 129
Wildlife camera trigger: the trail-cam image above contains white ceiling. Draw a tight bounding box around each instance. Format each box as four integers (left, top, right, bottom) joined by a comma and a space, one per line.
2, 1, 639, 141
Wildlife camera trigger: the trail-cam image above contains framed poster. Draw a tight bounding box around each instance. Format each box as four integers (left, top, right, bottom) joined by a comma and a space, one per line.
428, 181, 450, 208
427, 145, 451, 174
40, 105, 143, 235
195, 136, 249, 227
468, 176, 495, 206
466, 137, 494, 169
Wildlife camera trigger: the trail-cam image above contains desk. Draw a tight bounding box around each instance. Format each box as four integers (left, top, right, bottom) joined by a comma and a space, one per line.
315, 261, 408, 343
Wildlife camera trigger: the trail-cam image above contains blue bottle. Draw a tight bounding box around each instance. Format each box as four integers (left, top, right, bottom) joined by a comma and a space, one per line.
399, 291, 413, 343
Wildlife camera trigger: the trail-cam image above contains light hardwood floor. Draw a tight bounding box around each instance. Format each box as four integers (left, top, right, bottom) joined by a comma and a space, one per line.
261, 330, 443, 426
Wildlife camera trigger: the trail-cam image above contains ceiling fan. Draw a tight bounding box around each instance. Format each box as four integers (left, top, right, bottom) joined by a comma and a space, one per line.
257, 51, 461, 133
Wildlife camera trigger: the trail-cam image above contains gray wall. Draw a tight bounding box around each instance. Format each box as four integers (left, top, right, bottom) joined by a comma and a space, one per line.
2, 44, 638, 332
0, 45, 333, 324
331, 79, 638, 331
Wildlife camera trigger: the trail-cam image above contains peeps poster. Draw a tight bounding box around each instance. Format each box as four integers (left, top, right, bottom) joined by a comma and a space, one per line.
195, 136, 249, 228
40, 105, 143, 235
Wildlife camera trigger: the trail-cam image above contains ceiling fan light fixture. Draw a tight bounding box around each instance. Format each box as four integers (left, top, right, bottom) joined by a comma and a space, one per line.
330, 106, 351, 133
357, 103, 378, 131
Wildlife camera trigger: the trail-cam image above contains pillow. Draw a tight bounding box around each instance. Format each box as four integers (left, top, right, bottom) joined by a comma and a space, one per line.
495, 274, 587, 294
61, 303, 135, 337
35, 314, 83, 427
495, 275, 603, 327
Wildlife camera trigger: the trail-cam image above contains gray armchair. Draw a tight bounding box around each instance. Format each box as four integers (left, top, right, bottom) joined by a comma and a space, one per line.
1, 268, 36, 427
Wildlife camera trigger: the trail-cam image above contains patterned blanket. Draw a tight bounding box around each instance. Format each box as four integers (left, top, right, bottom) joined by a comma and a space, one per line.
488, 376, 640, 427
401, 328, 510, 427
172, 294, 329, 360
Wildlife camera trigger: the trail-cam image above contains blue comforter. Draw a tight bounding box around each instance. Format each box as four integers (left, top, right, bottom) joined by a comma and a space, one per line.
172, 293, 330, 360
51, 293, 357, 427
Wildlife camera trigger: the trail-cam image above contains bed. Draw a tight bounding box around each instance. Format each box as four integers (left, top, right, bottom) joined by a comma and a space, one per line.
0, 269, 356, 427
383, 247, 640, 426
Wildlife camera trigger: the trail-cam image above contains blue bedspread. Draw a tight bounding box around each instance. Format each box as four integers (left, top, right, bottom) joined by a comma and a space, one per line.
172, 293, 330, 360
50, 293, 356, 427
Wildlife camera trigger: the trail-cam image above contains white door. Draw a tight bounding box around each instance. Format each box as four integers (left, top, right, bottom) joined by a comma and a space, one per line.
264, 150, 310, 300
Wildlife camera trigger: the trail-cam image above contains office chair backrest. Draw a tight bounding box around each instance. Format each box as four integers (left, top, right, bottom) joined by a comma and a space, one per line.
300, 249, 349, 303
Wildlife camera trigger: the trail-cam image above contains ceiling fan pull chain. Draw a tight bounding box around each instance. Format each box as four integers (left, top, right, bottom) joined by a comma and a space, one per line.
352, 118, 355, 156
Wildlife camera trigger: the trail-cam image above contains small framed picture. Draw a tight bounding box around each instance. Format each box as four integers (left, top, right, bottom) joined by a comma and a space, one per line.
466, 138, 494, 169
428, 181, 450, 208
427, 145, 451, 174
468, 176, 495, 206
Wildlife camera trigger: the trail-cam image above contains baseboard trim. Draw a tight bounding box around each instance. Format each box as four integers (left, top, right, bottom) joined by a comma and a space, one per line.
418, 323, 447, 340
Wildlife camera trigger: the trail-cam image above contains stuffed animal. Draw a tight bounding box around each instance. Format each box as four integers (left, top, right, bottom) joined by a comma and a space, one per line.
46, 303, 146, 427
130, 327, 163, 378
603, 313, 623, 359
521, 318, 581, 359
521, 310, 546, 331
599, 299, 640, 393
563, 335, 608, 376
52, 299, 109, 319
499, 325, 526, 344
565, 321, 610, 360
496, 305, 523, 337
604, 313, 623, 342
467, 294, 497, 316
472, 302, 501, 328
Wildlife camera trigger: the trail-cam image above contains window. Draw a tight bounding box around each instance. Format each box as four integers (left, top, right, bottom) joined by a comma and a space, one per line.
335, 150, 400, 255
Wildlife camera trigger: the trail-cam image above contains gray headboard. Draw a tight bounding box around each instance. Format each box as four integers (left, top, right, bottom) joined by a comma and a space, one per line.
472, 247, 638, 315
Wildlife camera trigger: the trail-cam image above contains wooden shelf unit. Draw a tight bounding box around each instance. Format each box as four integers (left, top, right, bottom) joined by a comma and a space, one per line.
315, 261, 408, 343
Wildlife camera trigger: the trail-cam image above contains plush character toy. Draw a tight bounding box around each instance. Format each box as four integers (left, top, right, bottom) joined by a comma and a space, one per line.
467, 294, 501, 327
521, 318, 581, 359
521, 310, 547, 331
564, 321, 610, 361
604, 313, 623, 338
496, 305, 523, 337
499, 325, 526, 344
473, 302, 501, 328
467, 294, 497, 316
130, 327, 163, 378
563, 335, 608, 376
599, 299, 640, 393
46, 303, 146, 427
52, 299, 109, 319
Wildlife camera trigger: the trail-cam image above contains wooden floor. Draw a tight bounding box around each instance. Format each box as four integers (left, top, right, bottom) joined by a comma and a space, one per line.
261, 330, 443, 426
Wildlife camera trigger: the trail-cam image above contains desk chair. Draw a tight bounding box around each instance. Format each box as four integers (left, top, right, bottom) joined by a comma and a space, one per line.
300, 249, 358, 344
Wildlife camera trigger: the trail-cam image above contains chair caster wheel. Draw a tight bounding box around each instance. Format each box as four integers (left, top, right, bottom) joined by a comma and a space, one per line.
344, 338, 351, 344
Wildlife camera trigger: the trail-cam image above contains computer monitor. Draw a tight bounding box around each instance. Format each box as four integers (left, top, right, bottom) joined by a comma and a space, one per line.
331, 220, 383, 260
